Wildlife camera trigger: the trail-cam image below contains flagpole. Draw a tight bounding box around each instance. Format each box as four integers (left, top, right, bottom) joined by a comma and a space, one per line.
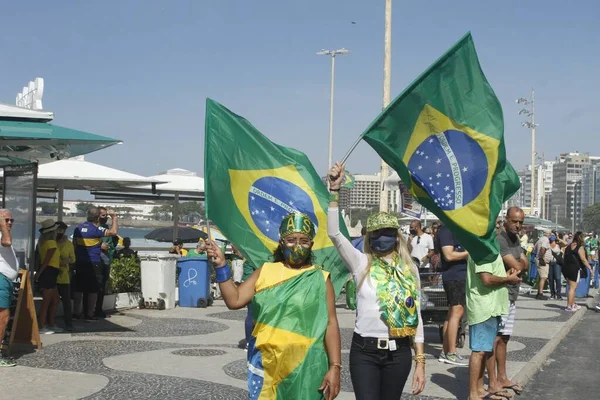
379, 0, 393, 213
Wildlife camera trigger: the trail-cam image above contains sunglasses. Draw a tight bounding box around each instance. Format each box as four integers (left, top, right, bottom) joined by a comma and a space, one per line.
5, 218, 14, 223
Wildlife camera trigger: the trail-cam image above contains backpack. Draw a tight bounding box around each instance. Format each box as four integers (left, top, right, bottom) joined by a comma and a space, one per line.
551, 249, 564, 266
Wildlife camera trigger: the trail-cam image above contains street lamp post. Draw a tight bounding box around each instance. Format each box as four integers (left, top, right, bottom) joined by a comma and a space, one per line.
317, 48, 350, 173
553, 205, 560, 227
517, 89, 537, 215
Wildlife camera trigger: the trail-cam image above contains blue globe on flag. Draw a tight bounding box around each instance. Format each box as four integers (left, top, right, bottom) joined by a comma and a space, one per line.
248, 177, 319, 242
407, 129, 488, 211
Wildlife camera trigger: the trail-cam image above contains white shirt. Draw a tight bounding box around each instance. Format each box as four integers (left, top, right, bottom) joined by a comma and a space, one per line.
410, 233, 434, 269
0, 232, 19, 281
328, 208, 424, 343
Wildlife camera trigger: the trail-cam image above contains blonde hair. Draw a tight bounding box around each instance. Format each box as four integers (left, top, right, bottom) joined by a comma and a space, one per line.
358, 229, 416, 289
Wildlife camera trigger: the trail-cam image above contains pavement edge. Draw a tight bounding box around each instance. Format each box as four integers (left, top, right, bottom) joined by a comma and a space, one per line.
513, 291, 599, 387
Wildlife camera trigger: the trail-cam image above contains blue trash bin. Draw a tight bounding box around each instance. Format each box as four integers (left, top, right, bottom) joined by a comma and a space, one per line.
177, 258, 212, 308
575, 270, 591, 298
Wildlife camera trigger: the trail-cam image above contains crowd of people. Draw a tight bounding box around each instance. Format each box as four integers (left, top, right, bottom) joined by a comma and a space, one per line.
202, 161, 599, 400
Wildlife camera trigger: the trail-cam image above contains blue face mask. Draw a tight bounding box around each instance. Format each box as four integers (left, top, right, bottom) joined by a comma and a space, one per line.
370, 235, 397, 253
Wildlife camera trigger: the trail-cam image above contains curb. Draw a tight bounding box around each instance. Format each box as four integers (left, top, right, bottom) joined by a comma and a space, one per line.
513, 289, 599, 386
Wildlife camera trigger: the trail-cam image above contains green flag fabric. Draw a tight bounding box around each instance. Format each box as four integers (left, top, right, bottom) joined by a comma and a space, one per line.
204, 98, 350, 294
361, 33, 520, 264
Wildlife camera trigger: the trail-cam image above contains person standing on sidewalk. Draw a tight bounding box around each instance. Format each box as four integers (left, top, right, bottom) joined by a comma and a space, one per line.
533, 230, 552, 300
492, 206, 529, 397
409, 220, 435, 272
56, 222, 75, 331
548, 235, 563, 300
563, 232, 593, 311
437, 225, 469, 366
73, 207, 118, 321
467, 253, 521, 400
328, 163, 426, 399
0, 209, 18, 367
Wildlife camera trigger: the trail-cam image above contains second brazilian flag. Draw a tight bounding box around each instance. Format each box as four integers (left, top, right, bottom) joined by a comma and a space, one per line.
204, 98, 349, 294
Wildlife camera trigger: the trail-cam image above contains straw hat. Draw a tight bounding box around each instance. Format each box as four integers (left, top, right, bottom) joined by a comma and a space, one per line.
39, 219, 58, 234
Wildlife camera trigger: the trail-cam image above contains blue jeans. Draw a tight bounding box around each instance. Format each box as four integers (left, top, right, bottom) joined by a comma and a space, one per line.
549, 262, 562, 297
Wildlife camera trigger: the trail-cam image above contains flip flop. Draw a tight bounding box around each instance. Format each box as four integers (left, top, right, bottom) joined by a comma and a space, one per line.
503, 384, 524, 395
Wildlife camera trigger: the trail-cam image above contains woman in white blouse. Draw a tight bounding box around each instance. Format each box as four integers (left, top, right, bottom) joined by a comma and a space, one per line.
328, 162, 426, 399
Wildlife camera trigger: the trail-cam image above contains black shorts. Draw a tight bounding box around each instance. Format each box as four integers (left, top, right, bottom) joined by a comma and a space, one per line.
443, 279, 466, 307
562, 264, 579, 282
74, 263, 103, 293
37, 267, 59, 290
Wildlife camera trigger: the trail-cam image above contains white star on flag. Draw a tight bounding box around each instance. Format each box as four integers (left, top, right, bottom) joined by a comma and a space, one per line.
429, 138, 434, 143
270, 206, 275, 211
436, 159, 441, 164
463, 167, 468, 172
444, 186, 450, 191
418, 165, 423, 170
436, 173, 442, 178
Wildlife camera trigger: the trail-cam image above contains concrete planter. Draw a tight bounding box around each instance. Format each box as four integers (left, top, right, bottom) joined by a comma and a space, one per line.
102, 294, 117, 311
114, 292, 142, 309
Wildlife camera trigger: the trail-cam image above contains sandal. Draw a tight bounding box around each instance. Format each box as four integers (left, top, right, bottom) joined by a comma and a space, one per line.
503, 384, 524, 395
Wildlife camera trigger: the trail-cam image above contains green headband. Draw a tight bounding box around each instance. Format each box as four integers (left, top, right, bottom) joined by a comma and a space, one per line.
279, 212, 316, 239
366, 212, 399, 233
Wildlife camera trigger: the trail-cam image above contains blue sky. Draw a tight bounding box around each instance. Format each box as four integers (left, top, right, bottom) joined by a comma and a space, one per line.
2, 0, 599, 183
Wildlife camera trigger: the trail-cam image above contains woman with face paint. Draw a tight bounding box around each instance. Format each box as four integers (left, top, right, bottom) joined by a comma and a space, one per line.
206, 212, 342, 400
327, 162, 426, 399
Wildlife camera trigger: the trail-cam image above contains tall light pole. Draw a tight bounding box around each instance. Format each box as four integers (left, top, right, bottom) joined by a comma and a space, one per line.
517, 89, 536, 215
380, 0, 393, 213
553, 205, 560, 227
317, 48, 350, 173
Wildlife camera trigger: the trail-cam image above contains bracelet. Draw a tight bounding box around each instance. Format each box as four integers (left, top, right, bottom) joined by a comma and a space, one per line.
329, 192, 340, 202
329, 362, 342, 370
215, 264, 232, 283
413, 354, 426, 365
329, 187, 341, 192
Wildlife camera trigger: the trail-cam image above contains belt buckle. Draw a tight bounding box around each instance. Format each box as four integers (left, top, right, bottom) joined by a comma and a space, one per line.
377, 338, 389, 350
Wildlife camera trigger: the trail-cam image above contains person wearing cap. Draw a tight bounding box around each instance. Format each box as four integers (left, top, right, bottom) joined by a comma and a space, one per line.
326, 162, 426, 399
56, 222, 76, 331
36, 219, 62, 334
169, 240, 188, 257
206, 212, 342, 400
185, 238, 207, 258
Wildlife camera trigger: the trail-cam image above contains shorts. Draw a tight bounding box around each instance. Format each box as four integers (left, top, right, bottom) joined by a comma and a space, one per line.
498, 302, 516, 336
469, 316, 500, 352
537, 264, 549, 278
443, 279, 466, 307
74, 263, 103, 293
0, 273, 14, 309
562, 265, 580, 283
37, 267, 59, 290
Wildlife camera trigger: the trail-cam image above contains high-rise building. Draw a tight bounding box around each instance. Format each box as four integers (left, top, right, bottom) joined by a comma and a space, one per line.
348, 173, 382, 209
550, 152, 600, 229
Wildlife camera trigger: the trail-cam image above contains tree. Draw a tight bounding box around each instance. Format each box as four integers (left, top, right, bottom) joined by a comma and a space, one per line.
76, 202, 96, 215
582, 204, 600, 233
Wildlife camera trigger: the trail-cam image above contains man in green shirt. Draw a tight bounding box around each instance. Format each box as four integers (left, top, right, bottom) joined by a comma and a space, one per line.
186, 239, 208, 258
466, 253, 520, 400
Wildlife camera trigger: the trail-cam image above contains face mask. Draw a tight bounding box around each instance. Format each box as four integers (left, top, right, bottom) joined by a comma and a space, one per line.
409, 229, 417, 236
370, 235, 397, 253
56, 233, 64, 240
99, 217, 108, 224
283, 244, 310, 266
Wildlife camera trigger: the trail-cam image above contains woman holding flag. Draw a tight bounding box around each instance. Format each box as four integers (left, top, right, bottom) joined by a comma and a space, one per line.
206, 212, 341, 400
327, 162, 426, 399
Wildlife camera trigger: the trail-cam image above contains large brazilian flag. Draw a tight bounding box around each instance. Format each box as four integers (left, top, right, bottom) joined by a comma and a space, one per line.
361, 33, 520, 264
204, 98, 350, 294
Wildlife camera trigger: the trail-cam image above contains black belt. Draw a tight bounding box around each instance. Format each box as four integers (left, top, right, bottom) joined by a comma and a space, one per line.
353, 332, 410, 350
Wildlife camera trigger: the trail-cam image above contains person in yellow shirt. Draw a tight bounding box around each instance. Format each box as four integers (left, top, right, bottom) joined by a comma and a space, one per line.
36, 219, 61, 334
169, 240, 188, 257
56, 222, 75, 331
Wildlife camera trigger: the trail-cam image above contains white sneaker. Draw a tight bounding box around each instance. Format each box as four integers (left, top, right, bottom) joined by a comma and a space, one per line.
40, 327, 55, 335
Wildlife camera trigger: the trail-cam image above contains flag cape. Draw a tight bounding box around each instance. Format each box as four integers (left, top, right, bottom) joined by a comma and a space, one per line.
361, 33, 520, 264
204, 98, 350, 293
247, 263, 329, 399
